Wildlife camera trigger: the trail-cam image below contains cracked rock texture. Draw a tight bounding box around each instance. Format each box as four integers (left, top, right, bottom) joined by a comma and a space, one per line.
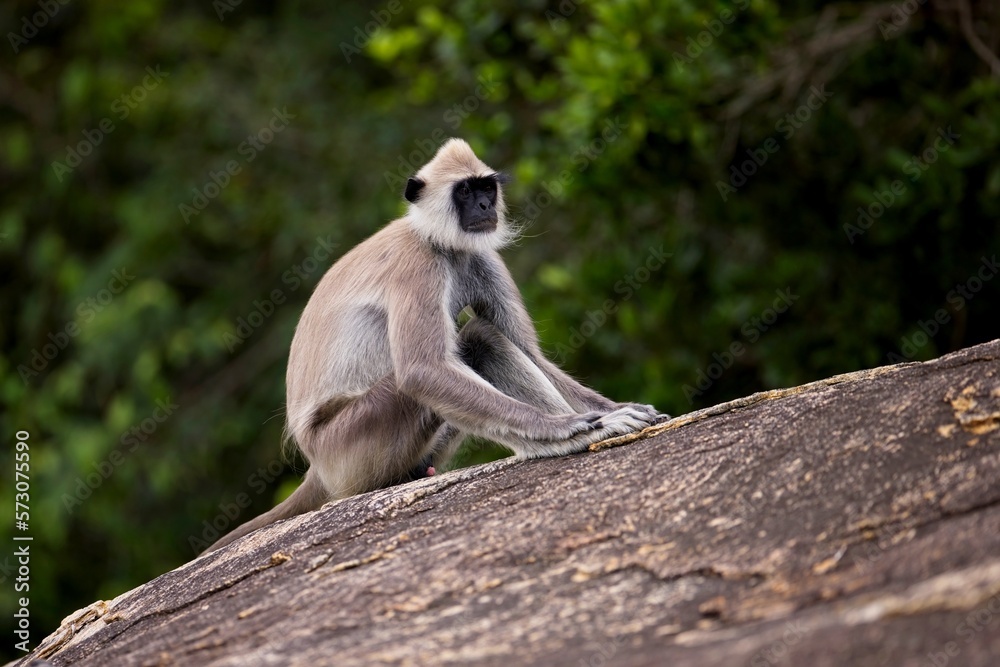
13, 340, 1000, 667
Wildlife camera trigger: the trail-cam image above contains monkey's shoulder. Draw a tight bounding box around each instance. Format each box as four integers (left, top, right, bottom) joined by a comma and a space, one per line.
328, 220, 433, 282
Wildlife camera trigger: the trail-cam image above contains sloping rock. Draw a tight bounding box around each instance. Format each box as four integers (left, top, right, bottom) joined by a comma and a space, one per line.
13, 340, 1000, 667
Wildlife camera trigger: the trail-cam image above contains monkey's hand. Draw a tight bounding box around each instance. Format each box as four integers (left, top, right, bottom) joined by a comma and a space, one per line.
562, 405, 658, 442
517, 407, 657, 459
532, 411, 605, 442
598, 405, 660, 433
614, 402, 671, 424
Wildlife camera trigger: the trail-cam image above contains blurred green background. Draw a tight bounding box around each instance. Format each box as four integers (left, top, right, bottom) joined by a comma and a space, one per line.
2, 0, 999, 656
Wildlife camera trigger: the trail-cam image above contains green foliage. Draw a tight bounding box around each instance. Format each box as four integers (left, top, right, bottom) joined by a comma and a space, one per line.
1, 0, 998, 657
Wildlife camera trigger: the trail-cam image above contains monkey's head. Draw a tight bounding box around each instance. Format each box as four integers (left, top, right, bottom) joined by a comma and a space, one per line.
404, 138, 513, 253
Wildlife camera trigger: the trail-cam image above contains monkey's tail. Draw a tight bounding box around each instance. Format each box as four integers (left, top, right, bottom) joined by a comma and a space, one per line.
202, 468, 327, 555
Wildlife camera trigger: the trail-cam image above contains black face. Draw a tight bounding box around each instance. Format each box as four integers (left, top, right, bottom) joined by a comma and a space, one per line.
404, 172, 511, 234
452, 176, 499, 233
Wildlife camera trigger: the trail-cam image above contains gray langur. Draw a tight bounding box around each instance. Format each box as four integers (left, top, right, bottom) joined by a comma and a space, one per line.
205, 138, 668, 553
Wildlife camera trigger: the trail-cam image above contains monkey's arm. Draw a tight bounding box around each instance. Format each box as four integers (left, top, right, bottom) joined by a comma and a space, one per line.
534, 354, 668, 420
478, 258, 666, 419
387, 271, 603, 442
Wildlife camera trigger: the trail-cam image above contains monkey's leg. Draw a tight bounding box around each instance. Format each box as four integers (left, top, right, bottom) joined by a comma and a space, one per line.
206, 384, 438, 552
458, 318, 573, 411
531, 353, 669, 423
400, 422, 466, 478
304, 377, 443, 498
407, 320, 569, 473
425, 422, 465, 471
455, 319, 651, 459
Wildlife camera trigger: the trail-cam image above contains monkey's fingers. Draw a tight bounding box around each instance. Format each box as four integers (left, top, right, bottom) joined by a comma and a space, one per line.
598, 409, 653, 435
615, 402, 662, 421
575, 410, 606, 431
607, 406, 653, 422
559, 412, 605, 439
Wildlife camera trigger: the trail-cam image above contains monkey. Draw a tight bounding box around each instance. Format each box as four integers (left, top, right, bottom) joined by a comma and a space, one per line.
204, 138, 668, 553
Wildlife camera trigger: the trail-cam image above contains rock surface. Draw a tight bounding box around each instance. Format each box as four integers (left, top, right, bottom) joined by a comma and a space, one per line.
13, 340, 1000, 667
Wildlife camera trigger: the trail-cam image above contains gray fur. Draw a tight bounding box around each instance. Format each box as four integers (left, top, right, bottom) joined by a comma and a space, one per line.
203, 139, 667, 554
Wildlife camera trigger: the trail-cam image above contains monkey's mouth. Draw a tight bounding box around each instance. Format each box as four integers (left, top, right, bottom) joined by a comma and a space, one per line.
462, 217, 498, 233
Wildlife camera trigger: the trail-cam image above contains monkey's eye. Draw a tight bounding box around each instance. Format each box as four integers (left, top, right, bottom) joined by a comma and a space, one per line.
460, 185, 471, 197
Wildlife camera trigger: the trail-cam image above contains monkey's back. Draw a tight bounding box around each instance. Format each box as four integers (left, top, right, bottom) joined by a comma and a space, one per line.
284, 219, 436, 438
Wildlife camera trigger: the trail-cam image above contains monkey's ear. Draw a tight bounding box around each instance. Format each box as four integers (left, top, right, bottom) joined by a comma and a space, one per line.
493, 171, 512, 185
404, 178, 425, 203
